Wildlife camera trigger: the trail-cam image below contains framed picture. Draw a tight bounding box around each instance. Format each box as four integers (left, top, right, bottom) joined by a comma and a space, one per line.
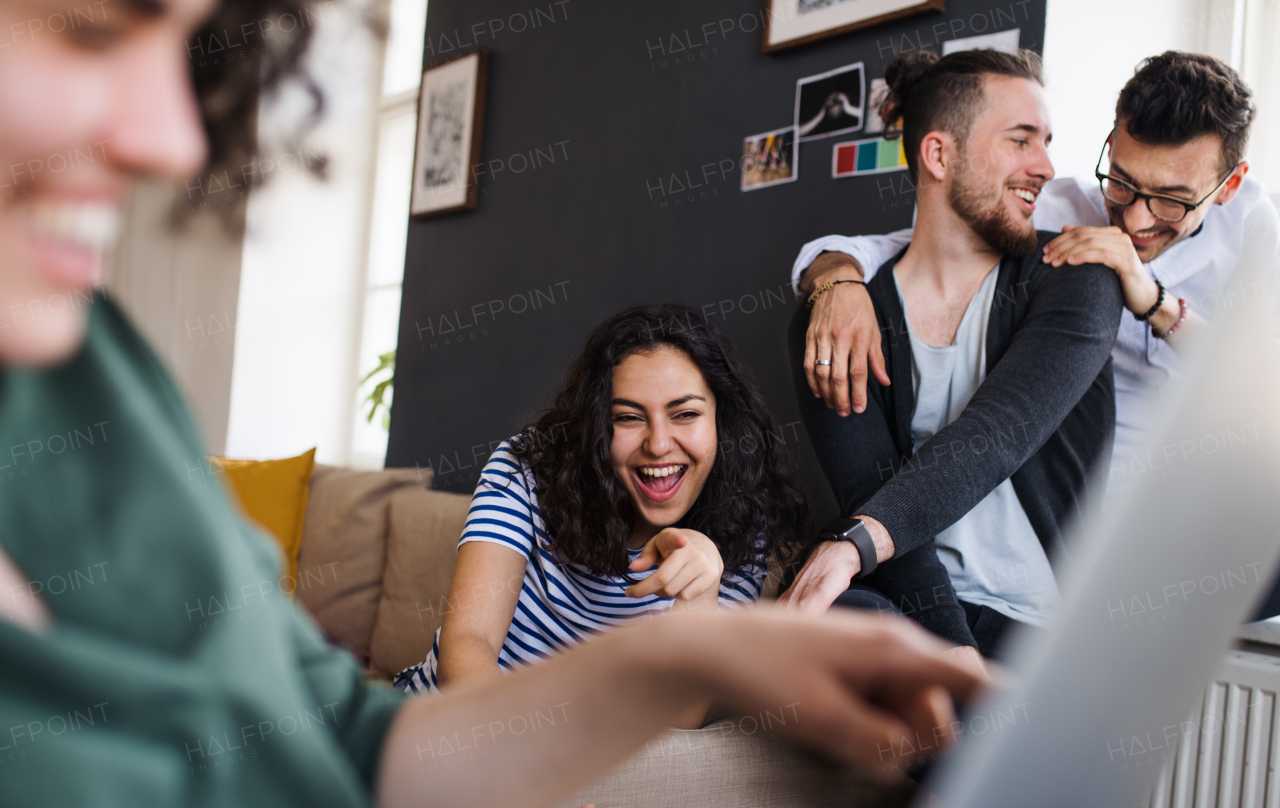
764, 0, 945, 53
795, 61, 864, 142
741, 127, 798, 192
410, 50, 489, 217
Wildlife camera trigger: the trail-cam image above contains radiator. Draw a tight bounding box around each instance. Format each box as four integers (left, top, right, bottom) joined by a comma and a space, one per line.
1147, 646, 1280, 808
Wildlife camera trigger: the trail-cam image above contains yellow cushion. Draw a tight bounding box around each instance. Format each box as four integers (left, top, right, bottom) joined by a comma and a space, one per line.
211, 448, 316, 586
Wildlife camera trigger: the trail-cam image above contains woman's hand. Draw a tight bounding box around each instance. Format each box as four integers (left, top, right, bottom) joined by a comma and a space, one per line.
625, 528, 724, 609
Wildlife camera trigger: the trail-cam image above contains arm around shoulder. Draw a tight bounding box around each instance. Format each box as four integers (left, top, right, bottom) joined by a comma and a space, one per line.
791, 229, 913, 294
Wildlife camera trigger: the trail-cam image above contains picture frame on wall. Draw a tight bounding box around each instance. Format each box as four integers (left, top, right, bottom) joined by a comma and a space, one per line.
763, 0, 945, 53
410, 50, 489, 218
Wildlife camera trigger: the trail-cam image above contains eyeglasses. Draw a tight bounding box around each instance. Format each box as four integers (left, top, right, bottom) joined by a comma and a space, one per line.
1094, 129, 1239, 224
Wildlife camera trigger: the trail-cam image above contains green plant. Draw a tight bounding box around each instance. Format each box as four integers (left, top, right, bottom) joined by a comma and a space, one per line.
359, 350, 395, 430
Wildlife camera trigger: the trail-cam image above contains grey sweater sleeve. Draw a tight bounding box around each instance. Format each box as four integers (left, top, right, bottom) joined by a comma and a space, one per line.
859, 261, 1123, 558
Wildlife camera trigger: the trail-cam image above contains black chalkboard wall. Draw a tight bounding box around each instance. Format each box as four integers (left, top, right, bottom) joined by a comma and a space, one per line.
388, 0, 1048, 522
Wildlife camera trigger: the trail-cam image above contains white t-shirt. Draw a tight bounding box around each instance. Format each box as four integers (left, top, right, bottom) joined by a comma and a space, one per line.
898, 265, 1060, 628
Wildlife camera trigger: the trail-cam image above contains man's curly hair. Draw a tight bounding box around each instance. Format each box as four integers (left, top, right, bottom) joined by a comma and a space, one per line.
1116, 51, 1255, 174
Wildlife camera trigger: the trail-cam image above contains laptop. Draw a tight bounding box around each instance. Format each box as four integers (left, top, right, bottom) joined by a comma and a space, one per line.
923, 240, 1280, 808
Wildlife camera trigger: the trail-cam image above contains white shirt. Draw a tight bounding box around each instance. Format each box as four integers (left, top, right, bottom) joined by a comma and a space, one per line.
901, 266, 1059, 627
790, 175, 1280, 492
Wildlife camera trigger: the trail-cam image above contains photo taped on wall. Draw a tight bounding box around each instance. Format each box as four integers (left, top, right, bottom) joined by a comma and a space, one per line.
741, 127, 798, 191
864, 78, 890, 135
795, 61, 865, 142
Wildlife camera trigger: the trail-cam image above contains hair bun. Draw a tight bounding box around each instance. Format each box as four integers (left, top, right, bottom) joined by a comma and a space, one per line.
880, 51, 939, 132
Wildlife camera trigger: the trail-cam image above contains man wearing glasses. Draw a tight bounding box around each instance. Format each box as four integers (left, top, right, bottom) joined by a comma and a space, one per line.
784, 50, 1280, 638
791, 51, 1277, 496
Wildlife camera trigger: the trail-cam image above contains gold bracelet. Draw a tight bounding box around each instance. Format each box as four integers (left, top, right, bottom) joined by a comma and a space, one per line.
806, 278, 866, 310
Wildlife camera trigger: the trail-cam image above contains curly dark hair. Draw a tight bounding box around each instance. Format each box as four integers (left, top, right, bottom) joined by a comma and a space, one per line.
188, 0, 331, 196
880, 48, 1043, 183
509, 304, 811, 580
1116, 51, 1255, 174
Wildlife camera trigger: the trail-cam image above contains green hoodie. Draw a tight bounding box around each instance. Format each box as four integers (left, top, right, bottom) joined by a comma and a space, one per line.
0, 295, 403, 806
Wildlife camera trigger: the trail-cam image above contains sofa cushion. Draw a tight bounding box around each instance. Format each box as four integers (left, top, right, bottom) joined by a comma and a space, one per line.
369, 486, 470, 675
553, 722, 918, 808
296, 464, 431, 659
212, 448, 316, 583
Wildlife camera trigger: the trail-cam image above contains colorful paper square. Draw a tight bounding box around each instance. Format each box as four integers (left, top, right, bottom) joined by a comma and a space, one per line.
832, 136, 910, 179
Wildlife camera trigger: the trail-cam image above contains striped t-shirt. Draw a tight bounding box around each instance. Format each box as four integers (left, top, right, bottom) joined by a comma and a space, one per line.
395, 440, 766, 694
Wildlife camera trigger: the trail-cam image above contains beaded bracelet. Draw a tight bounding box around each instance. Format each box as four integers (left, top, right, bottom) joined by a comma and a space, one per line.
1136, 279, 1166, 322
1154, 297, 1188, 340
806, 279, 866, 310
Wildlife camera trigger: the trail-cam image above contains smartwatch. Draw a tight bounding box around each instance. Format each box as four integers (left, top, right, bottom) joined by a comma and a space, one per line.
819, 517, 877, 579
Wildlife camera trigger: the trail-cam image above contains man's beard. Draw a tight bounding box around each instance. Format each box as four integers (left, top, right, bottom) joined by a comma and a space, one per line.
949, 159, 1039, 257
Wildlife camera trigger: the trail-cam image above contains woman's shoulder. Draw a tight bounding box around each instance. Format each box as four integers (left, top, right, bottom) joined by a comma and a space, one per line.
483, 437, 532, 472
476, 437, 540, 498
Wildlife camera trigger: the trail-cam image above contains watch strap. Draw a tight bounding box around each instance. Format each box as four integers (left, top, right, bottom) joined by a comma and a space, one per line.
819, 517, 878, 579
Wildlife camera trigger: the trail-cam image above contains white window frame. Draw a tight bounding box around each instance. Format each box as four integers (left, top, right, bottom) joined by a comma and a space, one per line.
344, 0, 428, 469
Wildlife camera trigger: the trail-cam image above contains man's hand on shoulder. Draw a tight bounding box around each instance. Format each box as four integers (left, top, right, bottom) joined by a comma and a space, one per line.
1042, 225, 1153, 316
802, 253, 890, 417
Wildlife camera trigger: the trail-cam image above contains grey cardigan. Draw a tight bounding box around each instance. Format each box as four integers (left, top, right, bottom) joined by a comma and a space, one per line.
788, 232, 1124, 647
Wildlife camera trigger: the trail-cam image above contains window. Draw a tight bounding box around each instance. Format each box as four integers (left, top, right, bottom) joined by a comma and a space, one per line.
1043, 0, 1280, 193
1232, 0, 1280, 195
348, 0, 429, 468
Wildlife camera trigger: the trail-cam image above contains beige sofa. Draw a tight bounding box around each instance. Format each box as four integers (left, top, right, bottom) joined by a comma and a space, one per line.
294, 464, 919, 808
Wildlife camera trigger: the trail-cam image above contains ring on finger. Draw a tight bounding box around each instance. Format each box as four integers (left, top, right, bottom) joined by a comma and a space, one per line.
815, 359, 833, 367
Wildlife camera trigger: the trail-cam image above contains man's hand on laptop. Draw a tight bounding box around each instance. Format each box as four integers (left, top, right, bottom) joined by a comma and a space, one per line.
778, 516, 896, 614
800, 253, 890, 417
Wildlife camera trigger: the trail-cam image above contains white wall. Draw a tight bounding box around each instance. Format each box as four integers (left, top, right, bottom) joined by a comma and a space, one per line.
1042, 0, 1212, 182
108, 180, 245, 454
224, 1, 382, 464
1043, 0, 1277, 192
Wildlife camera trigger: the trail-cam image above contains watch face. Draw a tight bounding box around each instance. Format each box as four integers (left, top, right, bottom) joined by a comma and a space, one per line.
820, 517, 861, 542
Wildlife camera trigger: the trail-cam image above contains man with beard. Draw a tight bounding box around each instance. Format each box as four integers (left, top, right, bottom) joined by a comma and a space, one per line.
793, 53, 1272, 489
778, 49, 1124, 667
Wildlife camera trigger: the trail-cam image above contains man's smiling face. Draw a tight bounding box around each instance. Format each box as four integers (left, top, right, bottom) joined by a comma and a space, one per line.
947, 74, 1054, 257
1102, 124, 1247, 264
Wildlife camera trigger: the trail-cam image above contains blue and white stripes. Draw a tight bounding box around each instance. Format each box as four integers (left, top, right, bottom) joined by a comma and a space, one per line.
395, 440, 765, 694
